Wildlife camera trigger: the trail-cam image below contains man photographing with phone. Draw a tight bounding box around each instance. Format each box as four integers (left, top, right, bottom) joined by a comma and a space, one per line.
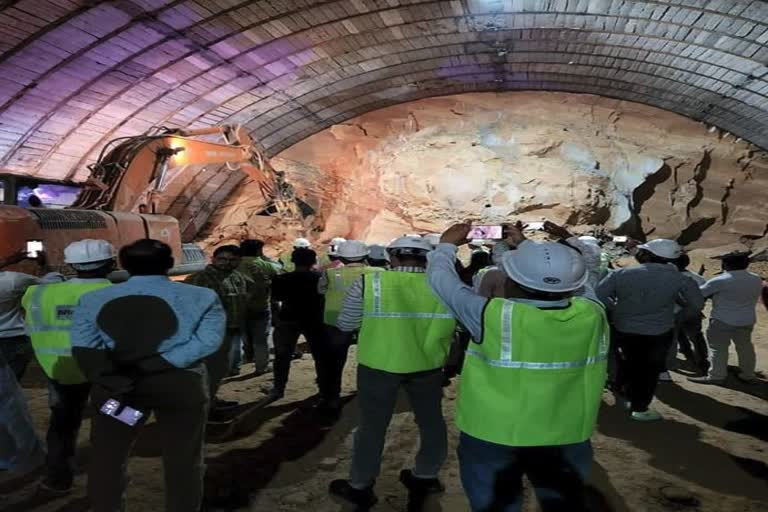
71, 239, 226, 512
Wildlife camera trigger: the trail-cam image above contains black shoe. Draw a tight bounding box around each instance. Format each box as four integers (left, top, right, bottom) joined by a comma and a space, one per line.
39, 478, 73, 495
399, 469, 445, 494
329, 479, 377, 507
214, 398, 239, 410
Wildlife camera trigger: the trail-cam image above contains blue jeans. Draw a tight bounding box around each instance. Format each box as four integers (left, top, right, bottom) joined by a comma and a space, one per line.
458, 433, 592, 512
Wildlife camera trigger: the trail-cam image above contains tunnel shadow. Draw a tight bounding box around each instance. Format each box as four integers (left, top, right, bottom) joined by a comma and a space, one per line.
587, 461, 632, 512
598, 401, 768, 501
656, 382, 768, 442
202, 395, 359, 509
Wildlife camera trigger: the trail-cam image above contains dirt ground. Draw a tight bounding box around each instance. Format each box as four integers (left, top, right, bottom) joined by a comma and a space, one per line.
2, 311, 767, 512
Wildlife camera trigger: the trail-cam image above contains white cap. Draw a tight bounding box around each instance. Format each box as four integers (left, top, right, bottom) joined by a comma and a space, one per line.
337, 240, 369, 260
423, 234, 441, 248
501, 241, 588, 293
388, 236, 433, 257
293, 237, 311, 249
638, 239, 682, 260
64, 239, 116, 270
578, 235, 600, 246
368, 244, 390, 261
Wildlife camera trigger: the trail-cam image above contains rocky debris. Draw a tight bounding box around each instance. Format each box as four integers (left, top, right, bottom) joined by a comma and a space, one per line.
318, 457, 339, 471
281, 491, 311, 506
202, 92, 768, 249
660, 485, 700, 507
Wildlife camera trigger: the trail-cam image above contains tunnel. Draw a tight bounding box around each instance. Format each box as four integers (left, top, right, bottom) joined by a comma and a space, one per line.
2, 3, 768, 511
1, 0, 767, 256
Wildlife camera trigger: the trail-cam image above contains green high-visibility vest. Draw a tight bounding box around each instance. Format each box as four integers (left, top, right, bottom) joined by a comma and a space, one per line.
22, 280, 111, 385
457, 297, 608, 447
323, 265, 381, 326
358, 272, 456, 373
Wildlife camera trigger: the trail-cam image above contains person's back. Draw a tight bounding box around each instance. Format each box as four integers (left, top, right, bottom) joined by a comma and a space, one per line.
598, 263, 693, 335
691, 253, 762, 384
272, 269, 324, 325
330, 236, 455, 508
426, 224, 607, 512
705, 269, 762, 327
71, 239, 225, 512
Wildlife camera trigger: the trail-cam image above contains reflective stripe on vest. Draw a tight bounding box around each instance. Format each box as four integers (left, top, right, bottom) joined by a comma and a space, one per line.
365, 272, 454, 320
358, 272, 456, 373
323, 266, 380, 326
457, 297, 608, 447
465, 302, 609, 369
23, 281, 111, 385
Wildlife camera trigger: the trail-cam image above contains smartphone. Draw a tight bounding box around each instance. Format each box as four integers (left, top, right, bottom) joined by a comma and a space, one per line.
26, 240, 43, 258
100, 399, 144, 426
467, 225, 503, 240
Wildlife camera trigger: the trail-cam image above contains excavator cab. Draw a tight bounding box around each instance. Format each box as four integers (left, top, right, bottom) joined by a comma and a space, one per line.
0, 173, 81, 208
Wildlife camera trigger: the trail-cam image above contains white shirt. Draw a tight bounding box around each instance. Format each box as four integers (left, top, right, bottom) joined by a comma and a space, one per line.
0, 271, 40, 338
700, 270, 762, 327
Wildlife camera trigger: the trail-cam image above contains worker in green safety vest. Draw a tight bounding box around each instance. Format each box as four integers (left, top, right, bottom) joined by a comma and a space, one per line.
21, 239, 115, 494
317, 240, 383, 411
427, 223, 609, 512
329, 236, 456, 507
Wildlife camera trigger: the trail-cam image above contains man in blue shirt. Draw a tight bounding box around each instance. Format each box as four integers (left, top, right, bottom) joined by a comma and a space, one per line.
71, 239, 225, 512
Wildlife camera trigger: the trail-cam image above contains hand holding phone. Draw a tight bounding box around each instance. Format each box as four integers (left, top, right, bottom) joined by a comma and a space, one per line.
100, 398, 144, 426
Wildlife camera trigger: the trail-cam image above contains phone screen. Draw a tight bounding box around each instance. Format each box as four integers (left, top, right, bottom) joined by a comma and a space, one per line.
26, 240, 43, 258
467, 225, 503, 240
100, 399, 144, 426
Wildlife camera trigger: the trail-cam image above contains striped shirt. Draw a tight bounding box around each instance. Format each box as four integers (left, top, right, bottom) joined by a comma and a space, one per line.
337, 266, 425, 332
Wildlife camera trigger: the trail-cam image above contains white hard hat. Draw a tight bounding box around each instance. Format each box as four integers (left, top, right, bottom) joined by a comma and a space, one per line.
501, 241, 588, 293
638, 239, 681, 260
328, 237, 347, 256
578, 235, 600, 246
337, 240, 369, 260
388, 236, 433, 257
423, 234, 441, 247
64, 239, 116, 270
368, 244, 390, 261
293, 237, 311, 249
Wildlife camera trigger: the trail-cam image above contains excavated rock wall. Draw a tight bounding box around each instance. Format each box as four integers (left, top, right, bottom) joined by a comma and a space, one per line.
200, 92, 768, 252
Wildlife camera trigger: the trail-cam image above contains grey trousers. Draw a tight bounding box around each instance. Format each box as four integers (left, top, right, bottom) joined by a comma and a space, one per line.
350, 365, 447, 488
707, 319, 756, 380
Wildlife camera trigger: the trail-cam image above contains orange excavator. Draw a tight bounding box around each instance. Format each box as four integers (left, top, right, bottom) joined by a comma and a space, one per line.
0, 125, 303, 279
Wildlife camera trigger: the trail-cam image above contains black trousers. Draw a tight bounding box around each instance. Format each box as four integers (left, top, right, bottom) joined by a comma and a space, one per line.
45, 379, 91, 487
88, 367, 208, 512
321, 326, 353, 401
272, 321, 325, 393
614, 330, 673, 412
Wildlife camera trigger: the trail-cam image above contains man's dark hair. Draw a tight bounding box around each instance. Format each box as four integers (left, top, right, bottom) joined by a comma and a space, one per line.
675, 253, 691, 271
28, 195, 42, 207
636, 249, 675, 265
722, 253, 750, 271
240, 239, 265, 256
291, 248, 317, 267
119, 239, 174, 276
213, 245, 241, 257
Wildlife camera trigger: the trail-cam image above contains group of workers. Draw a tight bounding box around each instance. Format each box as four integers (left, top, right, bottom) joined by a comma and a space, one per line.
0, 218, 763, 512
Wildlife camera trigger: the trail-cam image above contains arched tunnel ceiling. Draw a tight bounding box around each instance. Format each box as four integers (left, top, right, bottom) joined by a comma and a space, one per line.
1, 0, 768, 183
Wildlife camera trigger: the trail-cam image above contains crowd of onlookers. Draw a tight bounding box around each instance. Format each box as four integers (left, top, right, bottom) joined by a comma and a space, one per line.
0, 221, 763, 512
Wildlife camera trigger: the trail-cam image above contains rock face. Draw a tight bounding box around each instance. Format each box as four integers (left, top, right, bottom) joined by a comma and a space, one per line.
200, 92, 768, 250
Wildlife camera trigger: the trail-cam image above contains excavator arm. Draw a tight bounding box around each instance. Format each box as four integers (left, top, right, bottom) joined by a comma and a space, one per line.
71, 125, 285, 214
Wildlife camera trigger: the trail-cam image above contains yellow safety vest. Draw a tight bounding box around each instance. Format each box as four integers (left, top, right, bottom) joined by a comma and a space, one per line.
323, 265, 381, 326
22, 280, 111, 384
457, 297, 608, 447
358, 272, 456, 373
